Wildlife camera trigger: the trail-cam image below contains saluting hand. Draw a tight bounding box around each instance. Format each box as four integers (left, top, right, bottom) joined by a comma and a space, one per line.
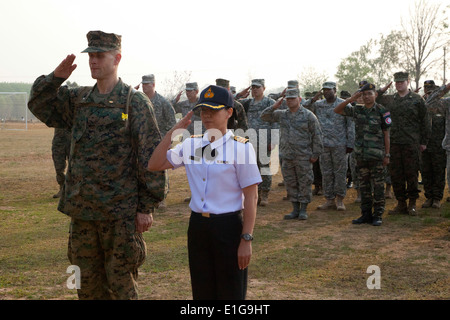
54, 54, 77, 79
380, 82, 393, 94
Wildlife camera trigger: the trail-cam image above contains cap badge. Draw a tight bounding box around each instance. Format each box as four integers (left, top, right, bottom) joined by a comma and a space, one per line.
204, 88, 215, 99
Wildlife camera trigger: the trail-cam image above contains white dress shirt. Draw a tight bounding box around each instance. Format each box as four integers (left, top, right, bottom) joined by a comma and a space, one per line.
167, 130, 262, 214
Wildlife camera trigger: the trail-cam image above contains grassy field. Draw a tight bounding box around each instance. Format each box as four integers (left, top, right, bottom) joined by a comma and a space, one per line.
0, 123, 449, 300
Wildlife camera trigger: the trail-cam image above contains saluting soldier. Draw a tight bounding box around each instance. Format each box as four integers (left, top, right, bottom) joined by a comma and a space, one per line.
377, 72, 430, 216
148, 85, 261, 300
306, 81, 355, 211
236, 79, 276, 206
335, 83, 391, 226
215, 78, 248, 131
28, 31, 165, 299
261, 88, 323, 220
173, 82, 203, 135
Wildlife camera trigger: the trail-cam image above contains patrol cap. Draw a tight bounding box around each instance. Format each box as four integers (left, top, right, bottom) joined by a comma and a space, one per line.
142, 74, 155, 84
251, 79, 265, 87
394, 72, 409, 82
186, 82, 199, 91
230, 86, 236, 94
285, 88, 300, 98
360, 83, 376, 92
322, 81, 336, 89
81, 30, 122, 53
359, 80, 369, 88
305, 92, 313, 99
424, 80, 436, 88
215, 78, 230, 88
287, 80, 299, 88
340, 91, 351, 98
193, 85, 234, 110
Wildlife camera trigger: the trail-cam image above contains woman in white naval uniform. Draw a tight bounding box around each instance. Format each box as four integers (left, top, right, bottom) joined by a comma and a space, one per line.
148, 85, 262, 300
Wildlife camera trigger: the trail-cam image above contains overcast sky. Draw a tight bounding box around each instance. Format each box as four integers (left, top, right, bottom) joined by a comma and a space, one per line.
0, 0, 441, 92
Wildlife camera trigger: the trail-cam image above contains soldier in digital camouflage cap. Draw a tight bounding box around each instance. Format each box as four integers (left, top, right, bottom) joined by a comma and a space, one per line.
28, 30, 165, 300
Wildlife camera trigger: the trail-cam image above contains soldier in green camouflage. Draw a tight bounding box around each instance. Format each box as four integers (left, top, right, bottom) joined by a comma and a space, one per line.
377, 72, 430, 216
28, 31, 165, 299
237, 79, 276, 206
137, 74, 176, 211
420, 80, 447, 209
261, 88, 323, 220
51, 127, 71, 198
335, 83, 391, 226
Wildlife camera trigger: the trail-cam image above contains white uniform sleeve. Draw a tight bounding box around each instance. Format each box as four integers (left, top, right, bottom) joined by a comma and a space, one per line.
167, 142, 185, 169
235, 142, 262, 189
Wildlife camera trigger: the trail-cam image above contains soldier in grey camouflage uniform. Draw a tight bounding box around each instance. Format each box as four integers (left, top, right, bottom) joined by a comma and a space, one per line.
51, 127, 71, 198
377, 72, 430, 216
28, 31, 165, 300
237, 79, 276, 206
335, 83, 391, 226
173, 82, 203, 135
138, 74, 176, 211
305, 82, 355, 211
261, 88, 323, 220
430, 82, 450, 202
420, 80, 447, 209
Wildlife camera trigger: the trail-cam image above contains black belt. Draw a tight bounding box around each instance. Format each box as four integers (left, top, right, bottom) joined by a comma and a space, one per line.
191, 210, 241, 218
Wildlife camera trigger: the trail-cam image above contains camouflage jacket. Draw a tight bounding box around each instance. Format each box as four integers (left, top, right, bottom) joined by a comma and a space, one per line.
150, 91, 176, 137
376, 90, 430, 145
426, 85, 450, 151
307, 98, 355, 148
261, 105, 323, 160
28, 73, 165, 221
343, 103, 390, 161
240, 96, 276, 145
228, 99, 249, 132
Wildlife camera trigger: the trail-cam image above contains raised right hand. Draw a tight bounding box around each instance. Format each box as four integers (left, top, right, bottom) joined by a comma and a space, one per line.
54, 54, 77, 79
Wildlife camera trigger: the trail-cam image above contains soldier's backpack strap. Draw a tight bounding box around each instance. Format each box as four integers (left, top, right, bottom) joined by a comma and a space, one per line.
123, 86, 137, 131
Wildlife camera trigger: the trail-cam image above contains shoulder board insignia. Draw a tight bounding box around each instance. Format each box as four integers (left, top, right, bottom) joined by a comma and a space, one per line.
234, 136, 249, 144
190, 134, 204, 138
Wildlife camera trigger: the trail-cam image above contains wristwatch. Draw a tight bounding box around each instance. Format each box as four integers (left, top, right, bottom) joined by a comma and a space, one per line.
241, 233, 254, 241
384, 153, 391, 158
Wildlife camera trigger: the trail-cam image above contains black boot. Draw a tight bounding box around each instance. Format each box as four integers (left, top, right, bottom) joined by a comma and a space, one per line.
284, 202, 300, 220
298, 203, 308, 220
352, 211, 372, 224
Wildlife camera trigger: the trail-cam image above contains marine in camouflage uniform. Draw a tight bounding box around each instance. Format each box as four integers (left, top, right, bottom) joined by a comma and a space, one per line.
140, 74, 176, 211
336, 83, 391, 226
376, 72, 430, 215
173, 82, 203, 136
420, 81, 447, 209
27, 31, 165, 300
306, 82, 355, 211
261, 88, 323, 220
429, 83, 450, 202
51, 127, 71, 198
238, 79, 275, 206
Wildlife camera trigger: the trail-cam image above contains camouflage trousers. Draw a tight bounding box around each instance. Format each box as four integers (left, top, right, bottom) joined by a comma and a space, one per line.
257, 147, 272, 192
281, 159, 313, 203
421, 149, 446, 200
389, 144, 420, 201
68, 216, 147, 300
319, 146, 348, 199
357, 160, 386, 216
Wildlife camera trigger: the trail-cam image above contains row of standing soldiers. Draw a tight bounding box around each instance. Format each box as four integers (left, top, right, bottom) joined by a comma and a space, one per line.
51, 73, 450, 226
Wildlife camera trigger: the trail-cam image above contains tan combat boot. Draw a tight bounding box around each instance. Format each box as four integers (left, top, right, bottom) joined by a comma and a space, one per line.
336, 195, 346, 211
259, 190, 269, 207
432, 199, 441, 209
317, 198, 336, 210
354, 189, 361, 203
